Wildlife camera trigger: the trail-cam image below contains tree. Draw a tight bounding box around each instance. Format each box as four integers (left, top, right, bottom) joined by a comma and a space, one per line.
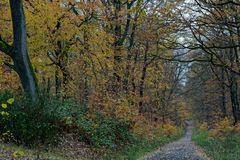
0, 0, 38, 102
176, 0, 240, 123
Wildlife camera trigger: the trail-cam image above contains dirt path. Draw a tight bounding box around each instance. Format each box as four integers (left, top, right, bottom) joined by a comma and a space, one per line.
142, 122, 210, 160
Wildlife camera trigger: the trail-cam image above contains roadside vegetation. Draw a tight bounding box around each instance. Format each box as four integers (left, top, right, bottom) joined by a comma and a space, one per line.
0, 91, 184, 159
192, 119, 240, 160
103, 129, 184, 160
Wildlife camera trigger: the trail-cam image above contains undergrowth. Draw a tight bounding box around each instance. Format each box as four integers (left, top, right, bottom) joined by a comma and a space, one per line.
103, 128, 184, 160
0, 90, 185, 160
192, 128, 240, 160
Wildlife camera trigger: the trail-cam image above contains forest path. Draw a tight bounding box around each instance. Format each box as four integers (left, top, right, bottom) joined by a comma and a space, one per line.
141, 121, 210, 160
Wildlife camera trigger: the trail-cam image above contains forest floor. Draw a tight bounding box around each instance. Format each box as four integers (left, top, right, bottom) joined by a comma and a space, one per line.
0, 123, 208, 160
140, 123, 210, 160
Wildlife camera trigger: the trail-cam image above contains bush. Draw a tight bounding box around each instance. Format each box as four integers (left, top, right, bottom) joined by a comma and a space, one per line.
209, 118, 233, 138
199, 122, 208, 130
0, 97, 15, 142
162, 123, 177, 136
0, 95, 59, 146
0, 91, 87, 146
193, 129, 240, 160
132, 116, 178, 139
77, 115, 132, 147
0, 91, 134, 148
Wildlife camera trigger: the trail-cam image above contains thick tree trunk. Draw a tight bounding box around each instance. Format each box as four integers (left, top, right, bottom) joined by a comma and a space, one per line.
0, 0, 38, 101
10, 0, 38, 101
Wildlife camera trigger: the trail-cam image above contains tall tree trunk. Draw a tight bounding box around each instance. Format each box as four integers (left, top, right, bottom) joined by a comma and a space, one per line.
123, 21, 137, 93
112, 1, 133, 91
0, 0, 38, 101
131, 52, 138, 93
55, 66, 61, 97
139, 63, 147, 113
229, 47, 240, 123
61, 66, 71, 101
112, 0, 122, 89
139, 44, 149, 113
220, 67, 227, 118
229, 72, 240, 124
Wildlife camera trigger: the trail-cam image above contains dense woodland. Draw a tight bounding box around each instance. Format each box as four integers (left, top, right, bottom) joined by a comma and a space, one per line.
0, 0, 239, 159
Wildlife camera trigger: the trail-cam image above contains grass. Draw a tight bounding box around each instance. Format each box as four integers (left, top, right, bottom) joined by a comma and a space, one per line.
192, 129, 240, 160
102, 128, 184, 160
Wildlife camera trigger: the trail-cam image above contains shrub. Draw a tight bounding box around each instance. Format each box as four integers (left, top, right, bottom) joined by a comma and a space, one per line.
77, 115, 132, 147
0, 97, 15, 142
2, 95, 59, 146
193, 129, 240, 160
132, 115, 155, 138
209, 118, 233, 138
0, 91, 134, 148
199, 122, 208, 130
0, 91, 85, 146
132, 116, 177, 138
162, 123, 177, 136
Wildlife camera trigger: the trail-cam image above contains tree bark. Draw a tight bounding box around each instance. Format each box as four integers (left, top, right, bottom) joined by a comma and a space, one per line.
139, 62, 147, 113
131, 52, 138, 93
139, 44, 149, 113
220, 67, 227, 118
10, 0, 38, 101
228, 47, 240, 124
55, 66, 61, 97
229, 72, 240, 124
0, 0, 38, 101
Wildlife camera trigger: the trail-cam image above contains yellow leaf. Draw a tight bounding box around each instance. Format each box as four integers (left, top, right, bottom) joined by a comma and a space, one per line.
7, 98, 15, 105
1, 103, 7, 109
1, 111, 9, 116
12, 151, 25, 158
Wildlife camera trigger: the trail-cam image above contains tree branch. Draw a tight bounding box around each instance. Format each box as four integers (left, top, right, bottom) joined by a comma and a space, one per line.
0, 36, 13, 56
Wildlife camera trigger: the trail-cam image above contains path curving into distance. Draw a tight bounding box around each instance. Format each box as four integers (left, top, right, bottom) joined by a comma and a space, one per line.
142, 121, 210, 160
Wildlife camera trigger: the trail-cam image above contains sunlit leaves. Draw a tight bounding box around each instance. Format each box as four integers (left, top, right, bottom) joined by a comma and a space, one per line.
1, 111, 9, 116
1, 103, 7, 109
7, 98, 14, 104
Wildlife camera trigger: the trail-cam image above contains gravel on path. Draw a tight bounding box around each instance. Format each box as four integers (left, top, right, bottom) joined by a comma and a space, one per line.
141, 122, 210, 160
